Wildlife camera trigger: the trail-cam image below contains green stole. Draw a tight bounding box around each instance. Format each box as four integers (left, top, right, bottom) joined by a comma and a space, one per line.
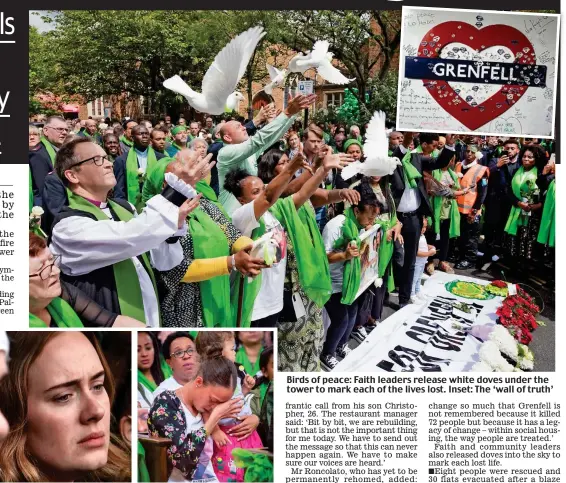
400, 146, 423, 188
432, 169, 460, 238
189, 206, 233, 327
236, 345, 261, 375
334, 208, 362, 305
140, 162, 243, 326
120, 135, 133, 148
375, 213, 397, 293
138, 369, 157, 392
29, 168, 34, 212
537, 179, 555, 248
29, 297, 84, 328
67, 191, 158, 324
40, 137, 57, 165
126, 147, 159, 212
138, 442, 151, 483
266, 197, 331, 307
504, 167, 539, 236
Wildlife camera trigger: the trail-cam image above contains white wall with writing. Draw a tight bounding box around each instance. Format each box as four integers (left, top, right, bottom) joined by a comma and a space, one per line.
396, 7, 559, 137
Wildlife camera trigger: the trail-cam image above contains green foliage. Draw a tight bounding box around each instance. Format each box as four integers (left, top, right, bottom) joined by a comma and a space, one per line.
28, 10, 401, 118
272, 10, 401, 105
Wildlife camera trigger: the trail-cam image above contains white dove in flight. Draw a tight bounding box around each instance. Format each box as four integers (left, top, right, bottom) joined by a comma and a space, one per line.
163, 26, 265, 115
225, 92, 245, 112
288, 40, 354, 85
340, 111, 402, 181
264, 64, 287, 95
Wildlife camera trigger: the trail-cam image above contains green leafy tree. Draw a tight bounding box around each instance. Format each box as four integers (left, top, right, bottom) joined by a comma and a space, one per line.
273, 10, 401, 106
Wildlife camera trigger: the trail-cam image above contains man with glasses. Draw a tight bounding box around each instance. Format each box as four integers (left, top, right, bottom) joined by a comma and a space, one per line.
49, 138, 213, 327
29, 115, 69, 206
113, 124, 167, 208
154, 332, 199, 398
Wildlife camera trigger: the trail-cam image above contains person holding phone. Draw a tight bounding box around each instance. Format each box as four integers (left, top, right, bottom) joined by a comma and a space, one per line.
482, 139, 521, 262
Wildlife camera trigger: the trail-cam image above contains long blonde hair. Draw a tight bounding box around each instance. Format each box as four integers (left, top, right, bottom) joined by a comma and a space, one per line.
0, 332, 131, 482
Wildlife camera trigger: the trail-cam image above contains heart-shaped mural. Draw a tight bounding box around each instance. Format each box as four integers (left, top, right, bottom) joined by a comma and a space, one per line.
417, 21, 536, 131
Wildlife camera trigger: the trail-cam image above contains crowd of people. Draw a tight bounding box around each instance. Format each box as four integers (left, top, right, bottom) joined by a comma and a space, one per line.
137, 331, 273, 482
28, 95, 556, 371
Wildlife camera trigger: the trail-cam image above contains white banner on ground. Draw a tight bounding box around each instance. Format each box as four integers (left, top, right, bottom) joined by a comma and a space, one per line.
334, 272, 503, 372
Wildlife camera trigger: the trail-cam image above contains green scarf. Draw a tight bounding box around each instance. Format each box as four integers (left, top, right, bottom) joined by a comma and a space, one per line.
236, 345, 261, 376
142, 157, 172, 204
537, 179, 555, 248
41, 137, 57, 165
67, 191, 158, 324
432, 169, 460, 238
504, 167, 539, 236
29, 297, 84, 328
232, 448, 273, 483
375, 214, 397, 293
120, 135, 133, 148
126, 147, 159, 212
29, 168, 34, 212
138, 369, 157, 393
160, 355, 173, 378
189, 207, 233, 327
269, 198, 332, 307
333, 208, 362, 305
138, 442, 151, 483
400, 146, 423, 189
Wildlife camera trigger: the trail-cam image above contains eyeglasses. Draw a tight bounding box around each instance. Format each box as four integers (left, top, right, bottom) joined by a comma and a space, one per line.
46, 126, 70, 134
68, 154, 113, 169
29, 255, 61, 281
171, 348, 195, 359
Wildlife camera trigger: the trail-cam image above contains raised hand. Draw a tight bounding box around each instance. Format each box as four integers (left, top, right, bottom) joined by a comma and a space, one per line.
176, 150, 216, 186
284, 94, 317, 117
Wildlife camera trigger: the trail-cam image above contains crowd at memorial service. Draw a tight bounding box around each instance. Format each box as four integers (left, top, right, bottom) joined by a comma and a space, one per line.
138, 330, 274, 482
28, 95, 556, 371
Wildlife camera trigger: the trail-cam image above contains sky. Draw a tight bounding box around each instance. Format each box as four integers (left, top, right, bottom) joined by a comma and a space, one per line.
29, 11, 56, 32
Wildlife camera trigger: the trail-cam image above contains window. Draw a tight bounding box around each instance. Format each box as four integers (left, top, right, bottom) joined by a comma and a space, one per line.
325, 91, 344, 108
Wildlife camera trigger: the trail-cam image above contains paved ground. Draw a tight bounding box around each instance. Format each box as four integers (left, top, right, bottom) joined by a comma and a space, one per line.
332, 258, 555, 372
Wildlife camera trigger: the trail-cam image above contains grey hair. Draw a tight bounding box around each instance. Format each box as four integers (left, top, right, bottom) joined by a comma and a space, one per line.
189, 138, 208, 150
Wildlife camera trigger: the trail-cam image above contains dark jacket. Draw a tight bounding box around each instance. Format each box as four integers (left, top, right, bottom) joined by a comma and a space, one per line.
29, 143, 55, 206
113, 148, 166, 200
390, 145, 455, 217
41, 173, 68, 237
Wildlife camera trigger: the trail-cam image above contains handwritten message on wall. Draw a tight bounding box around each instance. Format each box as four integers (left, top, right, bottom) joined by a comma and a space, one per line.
396, 8, 559, 138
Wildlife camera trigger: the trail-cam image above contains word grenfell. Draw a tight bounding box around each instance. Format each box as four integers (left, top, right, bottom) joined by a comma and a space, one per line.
404, 57, 547, 87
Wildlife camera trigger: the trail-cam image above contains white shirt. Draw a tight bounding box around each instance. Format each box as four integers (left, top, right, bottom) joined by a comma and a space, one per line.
323, 215, 347, 294
231, 201, 287, 320
153, 376, 183, 399
169, 401, 218, 483
50, 194, 187, 327
417, 234, 429, 257
397, 186, 421, 213
134, 147, 149, 173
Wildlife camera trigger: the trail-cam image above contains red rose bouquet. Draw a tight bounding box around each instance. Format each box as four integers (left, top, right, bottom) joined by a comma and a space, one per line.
496, 286, 541, 345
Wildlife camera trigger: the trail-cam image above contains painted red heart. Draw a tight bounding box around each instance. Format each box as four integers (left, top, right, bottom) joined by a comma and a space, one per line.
417, 21, 536, 131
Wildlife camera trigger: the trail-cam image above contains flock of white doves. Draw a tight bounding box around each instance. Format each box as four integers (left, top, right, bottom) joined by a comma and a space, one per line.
164, 25, 402, 178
